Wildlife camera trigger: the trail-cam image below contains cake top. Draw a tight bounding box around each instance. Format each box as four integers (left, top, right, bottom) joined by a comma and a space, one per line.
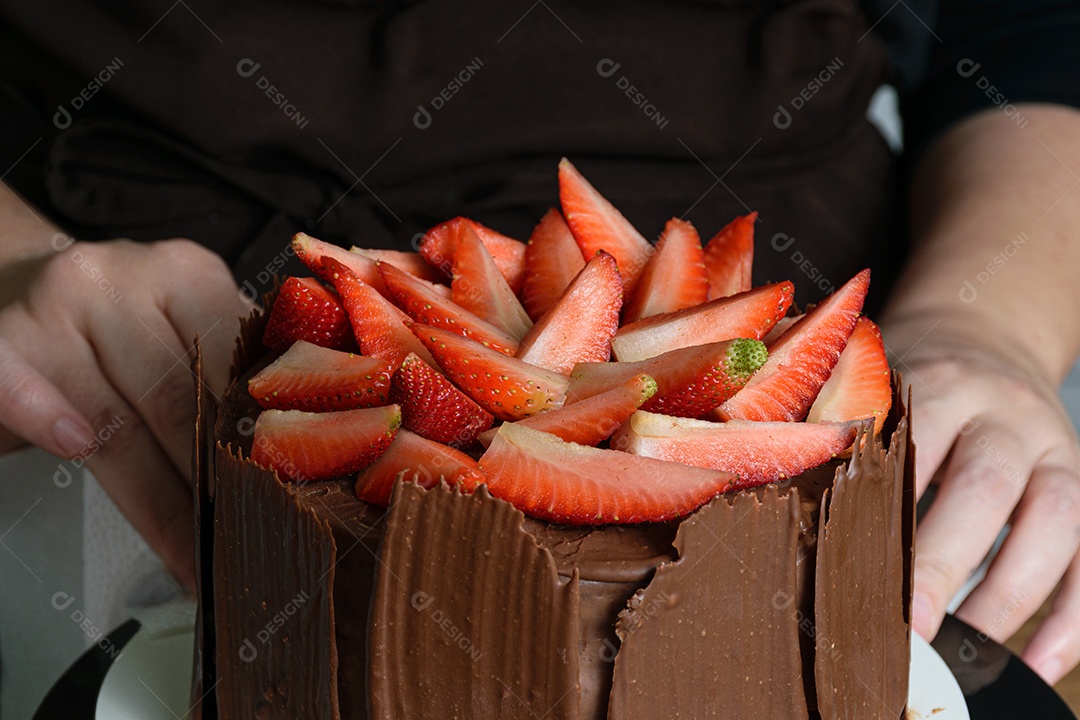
240, 158, 891, 526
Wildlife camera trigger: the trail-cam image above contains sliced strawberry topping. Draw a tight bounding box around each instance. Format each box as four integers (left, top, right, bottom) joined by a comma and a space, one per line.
521, 209, 585, 322
350, 247, 445, 284
611, 280, 794, 362
410, 322, 569, 421
248, 341, 392, 412
763, 313, 803, 347
611, 411, 858, 489
478, 423, 736, 524
293, 232, 388, 296
704, 212, 756, 299
251, 405, 400, 482
355, 429, 485, 507
515, 251, 623, 375
807, 316, 891, 434
622, 217, 709, 323
715, 269, 870, 422
377, 260, 519, 356
558, 158, 654, 295
568, 338, 767, 418
322, 258, 434, 367
419, 217, 527, 293
479, 373, 657, 448
262, 276, 354, 352
389, 352, 494, 448
451, 224, 533, 340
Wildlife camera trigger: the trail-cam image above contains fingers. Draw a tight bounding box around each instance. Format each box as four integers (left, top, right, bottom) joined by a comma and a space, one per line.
912, 420, 1036, 640
954, 459, 1080, 641
154, 239, 247, 396
0, 336, 95, 459
66, 355, 197, 590
1022, 546, 1080, 685
87, 310, 198, 481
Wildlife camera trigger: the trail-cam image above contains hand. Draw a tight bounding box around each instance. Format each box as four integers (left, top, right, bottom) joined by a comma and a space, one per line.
897, 338, 1080, 684
0, 238, 248, 589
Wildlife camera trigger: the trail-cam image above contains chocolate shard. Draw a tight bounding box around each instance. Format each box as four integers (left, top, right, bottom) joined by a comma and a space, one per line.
608, 486, 809, 720
213, 446, 340, 719
814, 412, 911, 719
191, 340, 218, 720
369, 482, 581, 720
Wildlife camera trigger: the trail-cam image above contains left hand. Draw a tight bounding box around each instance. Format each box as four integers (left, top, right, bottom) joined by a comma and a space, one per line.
897, 337, 1080, 684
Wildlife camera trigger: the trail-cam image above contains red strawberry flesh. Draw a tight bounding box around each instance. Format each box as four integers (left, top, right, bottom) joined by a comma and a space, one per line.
478, 423, 737, 525
390, 352, 494, 447
611, 411, 859, 489
355, 429, 484, 507
248, 340, 393, 411
251, 405, 400, 482
715, 269, 870, 422
410, 322, 569, 421
262, 276, 354, 352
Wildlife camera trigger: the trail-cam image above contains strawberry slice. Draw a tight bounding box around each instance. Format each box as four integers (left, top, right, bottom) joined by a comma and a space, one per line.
350, 247, 446, 284
419, 217, 527, 293
248, 341, 393, 411
704, 212, 756, 299
622, 218, 709, 323
715, 269, 870, 422
293, 232, 389, 296
515, 251, 623, 375
558, 158, 654, 295
478, 373, 657, 448
410, 322, 569, 421
262, 277, 354, 352
251, 405, 401, 482
378, 260, 519, 356
763, 313, 803, 347
478, 423, 736, 525
355, 429, 485, 507
568, 338, 767, 418
807, 317, 891, 434
610, 280, 794, 362
521, 209, 585, 321
389, 352, 494, 448
611, 411, 859, 489
452, 224, 533, 340
322, 258, 434, 367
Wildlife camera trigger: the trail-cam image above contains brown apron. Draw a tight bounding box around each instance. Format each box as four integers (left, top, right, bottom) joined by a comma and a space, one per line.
0, 0, 898, 308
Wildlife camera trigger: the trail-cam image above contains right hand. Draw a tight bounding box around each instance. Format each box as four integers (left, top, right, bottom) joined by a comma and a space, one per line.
0, 238, 249, 589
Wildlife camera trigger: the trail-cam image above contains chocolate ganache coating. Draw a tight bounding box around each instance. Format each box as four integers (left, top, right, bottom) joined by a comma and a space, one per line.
200, 305, 913, 720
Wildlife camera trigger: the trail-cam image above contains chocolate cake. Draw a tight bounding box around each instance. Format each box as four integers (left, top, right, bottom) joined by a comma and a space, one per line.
191, 302, 915, 720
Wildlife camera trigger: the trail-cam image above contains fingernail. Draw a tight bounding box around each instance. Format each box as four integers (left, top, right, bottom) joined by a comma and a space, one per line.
1038, 657, 1062, 684
53, 417, 94, 458
912, 593, 934, 638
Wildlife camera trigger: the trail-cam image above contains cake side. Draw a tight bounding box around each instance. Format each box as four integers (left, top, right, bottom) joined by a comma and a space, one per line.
607, 485, 810, 720
814, 385, 913, 718
213, 445, 341, 719
369, 482, 582, 719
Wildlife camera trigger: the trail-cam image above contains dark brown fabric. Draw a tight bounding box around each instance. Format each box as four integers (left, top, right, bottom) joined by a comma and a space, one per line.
0, 0, 896, 306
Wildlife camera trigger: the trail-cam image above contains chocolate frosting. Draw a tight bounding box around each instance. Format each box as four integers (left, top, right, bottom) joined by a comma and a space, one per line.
607, 487, 810, 720
201, 302, 914, 720
369, 482, 581, 719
